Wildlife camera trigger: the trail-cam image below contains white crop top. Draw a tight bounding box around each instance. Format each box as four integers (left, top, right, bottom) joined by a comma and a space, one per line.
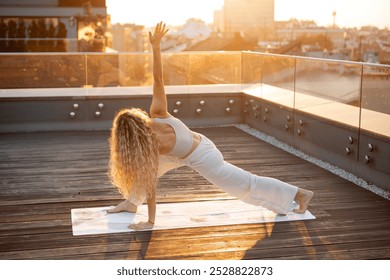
153, 115, 193, 158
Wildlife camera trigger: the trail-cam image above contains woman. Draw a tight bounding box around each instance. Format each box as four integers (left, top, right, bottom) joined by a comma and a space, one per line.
108, 22, 314, 230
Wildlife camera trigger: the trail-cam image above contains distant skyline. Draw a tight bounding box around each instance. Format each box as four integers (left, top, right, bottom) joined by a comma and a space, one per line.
106, 0, 390, 29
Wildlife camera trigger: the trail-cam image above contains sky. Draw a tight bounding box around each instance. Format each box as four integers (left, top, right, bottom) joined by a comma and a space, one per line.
106, 0, 390, 29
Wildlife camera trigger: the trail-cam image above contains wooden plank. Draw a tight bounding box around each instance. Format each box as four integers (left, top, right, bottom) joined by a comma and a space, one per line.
0, 127, 389, 260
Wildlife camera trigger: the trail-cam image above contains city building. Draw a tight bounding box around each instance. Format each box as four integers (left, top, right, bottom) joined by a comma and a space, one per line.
276, 27, 347, 50
111, 23, 145, 52
215, 0, 275, 40
0, 0, 110, 52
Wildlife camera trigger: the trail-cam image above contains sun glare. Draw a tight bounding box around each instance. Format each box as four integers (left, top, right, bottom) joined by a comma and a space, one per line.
107, 0, 389, 29
107, 0, 224, 27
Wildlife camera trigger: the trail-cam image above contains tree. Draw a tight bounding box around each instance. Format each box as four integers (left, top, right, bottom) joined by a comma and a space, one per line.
7, 19, 17, 52
55, 22, 67, 52
16, 19, 27, 52
37, 19, 48, 51
0, 19, 7, 52
47, 21, 56, 52
77, 1, 106, 52
28, 19, 39, 52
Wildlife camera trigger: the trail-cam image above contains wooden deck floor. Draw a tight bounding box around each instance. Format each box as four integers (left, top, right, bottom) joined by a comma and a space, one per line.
0, 126, 389, 260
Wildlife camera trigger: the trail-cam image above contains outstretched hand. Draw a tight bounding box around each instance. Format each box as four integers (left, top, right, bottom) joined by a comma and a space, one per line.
149, 21, 169, 48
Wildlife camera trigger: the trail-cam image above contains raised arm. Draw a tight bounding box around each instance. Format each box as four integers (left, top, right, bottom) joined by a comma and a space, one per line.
149, 22, 169, 118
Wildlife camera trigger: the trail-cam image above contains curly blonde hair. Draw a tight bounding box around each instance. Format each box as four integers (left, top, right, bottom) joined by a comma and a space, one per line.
109, 108, 159, 205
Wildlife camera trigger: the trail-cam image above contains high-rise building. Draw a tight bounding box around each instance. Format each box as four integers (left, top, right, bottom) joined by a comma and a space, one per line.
222, 0, 274, 38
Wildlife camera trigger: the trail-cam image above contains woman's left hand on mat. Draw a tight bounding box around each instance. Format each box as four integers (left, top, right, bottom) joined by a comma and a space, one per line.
128, 221, 154, 231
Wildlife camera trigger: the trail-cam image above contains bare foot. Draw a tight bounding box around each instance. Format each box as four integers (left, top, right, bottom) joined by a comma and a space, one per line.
294, 188, 314, 214
128, 221, 154, 231
107, 199, 137, 214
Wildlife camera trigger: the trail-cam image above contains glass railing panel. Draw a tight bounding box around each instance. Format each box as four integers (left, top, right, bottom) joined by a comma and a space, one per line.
0, 38, 79, 52
295, 58, 362, 128
86, 53, 190, 95
361, 64, 390, 138
117, 53, 150, 87
261, 54, 295, 107
113, 52, 189, 94
241, 51, 262, 96
188, 52, 241, 93
86, 53, 120, 87
163, 53, 189, 85
84, 53, 150, 96
162, 52, 190, 94
0, 53, 86, 89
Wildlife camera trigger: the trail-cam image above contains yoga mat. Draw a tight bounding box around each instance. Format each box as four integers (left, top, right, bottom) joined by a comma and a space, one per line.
71, 199, 315, 236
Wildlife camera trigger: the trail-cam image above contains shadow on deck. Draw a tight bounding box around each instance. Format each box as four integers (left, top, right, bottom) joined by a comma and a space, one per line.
0, 126, 389, 260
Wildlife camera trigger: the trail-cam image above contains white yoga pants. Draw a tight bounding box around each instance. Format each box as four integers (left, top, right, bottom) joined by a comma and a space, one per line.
157, 134, 298, 214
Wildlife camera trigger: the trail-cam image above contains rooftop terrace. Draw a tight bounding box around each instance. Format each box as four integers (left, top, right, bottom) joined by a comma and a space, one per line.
0, 51, 389, 259
1, 126, 389, 259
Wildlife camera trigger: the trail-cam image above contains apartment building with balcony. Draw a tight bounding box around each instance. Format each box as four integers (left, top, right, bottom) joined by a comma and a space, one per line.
0, 0, 109, 52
